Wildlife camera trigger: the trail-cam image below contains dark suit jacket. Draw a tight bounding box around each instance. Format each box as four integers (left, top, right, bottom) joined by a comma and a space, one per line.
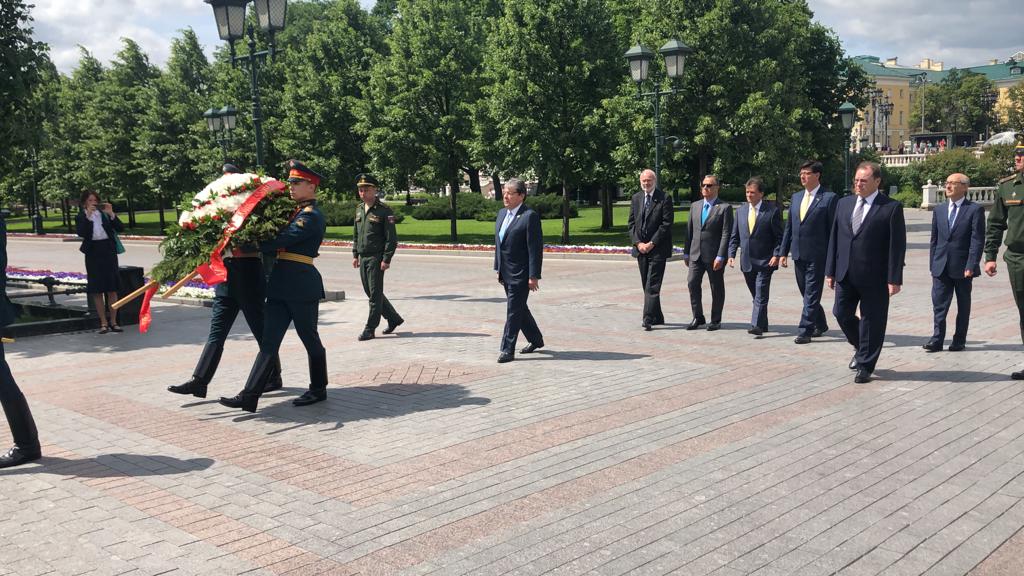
75, 210, 124, 254
825, 192, 906, 286
494, 205, 543, 285
685, 198, 734, 264
778, 187, 838, 263
728, 201, 784, 273
1, 216, 16, 327
627, 188, 674, 259
930, 199, 984, 279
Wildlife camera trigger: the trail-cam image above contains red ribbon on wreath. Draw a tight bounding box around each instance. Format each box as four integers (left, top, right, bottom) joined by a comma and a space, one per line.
195, 179, 286, 285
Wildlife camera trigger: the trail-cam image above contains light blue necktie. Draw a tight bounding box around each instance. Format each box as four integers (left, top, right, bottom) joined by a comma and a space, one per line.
701, 201, 711, 226
948, 202, 958, 229
498, 210, 514, 242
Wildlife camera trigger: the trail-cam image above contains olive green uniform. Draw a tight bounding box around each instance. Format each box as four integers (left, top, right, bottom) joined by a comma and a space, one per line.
984, 172, 1024, 343
353, 200, 403, 332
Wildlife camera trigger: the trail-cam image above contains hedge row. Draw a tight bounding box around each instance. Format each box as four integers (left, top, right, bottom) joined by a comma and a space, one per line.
412, 193, 578, 221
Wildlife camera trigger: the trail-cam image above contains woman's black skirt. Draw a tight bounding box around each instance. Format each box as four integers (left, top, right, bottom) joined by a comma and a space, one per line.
84, 239, 120, 294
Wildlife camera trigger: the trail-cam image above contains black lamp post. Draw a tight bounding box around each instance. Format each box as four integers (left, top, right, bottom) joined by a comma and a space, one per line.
867, 88, 884, 150
624, 39, 692, 184
879, 98, 893, 152
913, 74, 928, 133
25, 148, 44, 235
205, 0, 287, 170
839, 102, 857, 197
981, 90, 998, 141
203, 105, 238, 161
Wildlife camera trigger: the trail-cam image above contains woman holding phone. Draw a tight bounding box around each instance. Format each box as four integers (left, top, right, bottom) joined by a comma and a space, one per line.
76, 190, 124, 333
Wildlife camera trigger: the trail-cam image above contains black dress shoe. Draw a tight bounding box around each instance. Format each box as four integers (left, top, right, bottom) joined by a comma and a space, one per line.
497, 352, 514, 363
293, 391, 326, 406
382, 319, 404, 335
854, 368, 872, 384
168, 378, 207, 398
948, 343, 965, 352
1012, 370, 1024, 380
794, 335, 812, 345
642, 321, 652, 331
358, 331, 374, 341
520, 342, 543, 354
747, 326, 763, 336
263, 378, 283, 393
849, 356, 858, 370
922, 342, 942, 353
687, 319, 706, 330
812, 327, 827, 337
706, 322, 721, 332
0, 445, 41, 469
219, 395, 257, 413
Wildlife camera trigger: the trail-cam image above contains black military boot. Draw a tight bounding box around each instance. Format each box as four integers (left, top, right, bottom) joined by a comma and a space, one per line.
263, 354, 283, 392
293, 353, 327, 406
219, 352, 274, 412
168, 343, 223, 398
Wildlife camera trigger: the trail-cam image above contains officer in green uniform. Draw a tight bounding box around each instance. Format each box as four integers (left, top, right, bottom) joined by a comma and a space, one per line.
220, 160, 328, 412
984, 142, 1024, 379
352, 173, 403, 341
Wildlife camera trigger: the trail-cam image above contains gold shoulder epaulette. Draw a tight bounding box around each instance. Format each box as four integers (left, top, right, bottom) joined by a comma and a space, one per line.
303, 206, 315, 212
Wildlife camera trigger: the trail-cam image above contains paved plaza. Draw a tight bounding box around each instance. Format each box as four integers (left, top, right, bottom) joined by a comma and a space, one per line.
2, 208, 1024, 576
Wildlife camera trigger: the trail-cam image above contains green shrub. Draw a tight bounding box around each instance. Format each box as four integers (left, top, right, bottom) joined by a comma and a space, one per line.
412, 192, 497, 220
524, 194, 579, 219
891, 186, 922, 209
320, 200, 404, 227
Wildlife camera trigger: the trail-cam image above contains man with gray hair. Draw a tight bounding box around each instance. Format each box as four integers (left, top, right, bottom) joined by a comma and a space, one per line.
494, 178, 544, 363
628, 169, 674, 330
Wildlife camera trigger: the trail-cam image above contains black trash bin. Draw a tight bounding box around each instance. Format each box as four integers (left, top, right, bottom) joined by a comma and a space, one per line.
116, 266, 146, 326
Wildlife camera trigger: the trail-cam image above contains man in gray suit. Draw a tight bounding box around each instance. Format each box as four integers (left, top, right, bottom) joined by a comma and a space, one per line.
684, 175, 734, 330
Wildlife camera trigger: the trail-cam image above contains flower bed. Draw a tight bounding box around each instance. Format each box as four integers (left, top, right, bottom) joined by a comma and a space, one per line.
5, 266, 214, 299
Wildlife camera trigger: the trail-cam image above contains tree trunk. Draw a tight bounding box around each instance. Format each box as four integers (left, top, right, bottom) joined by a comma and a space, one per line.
465, 166, 481, 194
127, 194, 136, 229
448, 177, 460, 242
491, 173, 502, 202
697, 151, 709, 202
600, 181, 613, 230
561, 177, 570, 244
158, 194, 166, 231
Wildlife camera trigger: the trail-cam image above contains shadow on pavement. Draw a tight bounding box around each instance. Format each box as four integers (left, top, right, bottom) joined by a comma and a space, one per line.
532, 350, 649, 361
403, 331, 490, 338
0, 453, 214, 477
873, 369, 1008, 383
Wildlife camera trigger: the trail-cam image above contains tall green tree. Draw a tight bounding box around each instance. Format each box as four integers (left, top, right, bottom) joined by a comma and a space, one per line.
361, 0, 487, 241
0, 0, 49, 178
479, 0, 620, 243
1006, 81, 1024, 136
909, 69, 998, 137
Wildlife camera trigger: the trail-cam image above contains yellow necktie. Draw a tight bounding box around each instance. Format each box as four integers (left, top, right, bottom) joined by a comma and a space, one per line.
748, 204, 756, 233
799, 192, 811, 221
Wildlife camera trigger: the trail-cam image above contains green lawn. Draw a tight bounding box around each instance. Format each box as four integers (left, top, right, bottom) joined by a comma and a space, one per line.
7, 205, 693, 247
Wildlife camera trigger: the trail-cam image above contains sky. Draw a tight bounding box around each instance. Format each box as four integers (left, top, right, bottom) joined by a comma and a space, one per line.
29, 0, 1022, 74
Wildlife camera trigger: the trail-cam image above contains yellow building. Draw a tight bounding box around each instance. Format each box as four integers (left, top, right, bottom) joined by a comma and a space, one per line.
851, 54, 1023, 151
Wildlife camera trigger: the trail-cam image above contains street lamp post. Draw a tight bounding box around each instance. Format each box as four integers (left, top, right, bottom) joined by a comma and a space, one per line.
24, 148, 44, 235
203, 105, 238, 161
913, 74, 928, 133
205, 0, 287, 170
867, 88, 884, 150
839, 102, 857, 197
624, 39, 692, 185
879, 98, 893, 152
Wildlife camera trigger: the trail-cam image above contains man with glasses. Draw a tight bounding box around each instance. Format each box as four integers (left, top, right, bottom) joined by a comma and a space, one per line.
984, 142, 1024, 379
924, 173, 984, 353
826, 162, 906, 384
778, 160, 837, 344
684, 175, 733, 331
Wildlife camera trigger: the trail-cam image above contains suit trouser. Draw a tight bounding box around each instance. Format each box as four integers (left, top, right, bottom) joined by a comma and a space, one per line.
930, 274, 972, 346
0, 342, 38, 451
687, 259, 725, 323
501, 278, 543, 354
793, 258, 829, 335
833, 279, 889, 373
743, 268, 773, 330
1006, 254, 1024, 345
242, 298, 327, 400
637, 254, 667, 324
359, 255, 402, 331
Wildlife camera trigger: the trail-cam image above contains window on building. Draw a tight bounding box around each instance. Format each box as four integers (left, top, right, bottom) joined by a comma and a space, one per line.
900, 111, 903, 125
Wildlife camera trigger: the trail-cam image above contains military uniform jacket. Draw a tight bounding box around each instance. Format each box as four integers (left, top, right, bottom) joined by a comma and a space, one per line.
260, 201, 326, 301
353, 200, 398, 263
985, 172, 1024, 264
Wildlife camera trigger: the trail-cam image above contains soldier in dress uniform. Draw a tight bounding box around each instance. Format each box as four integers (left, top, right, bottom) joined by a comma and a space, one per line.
0, 212, 41, 468
352, 173, 403, 341
220, 160, 328, 411
984, 142, 1024, 379
168, 165, 282, 399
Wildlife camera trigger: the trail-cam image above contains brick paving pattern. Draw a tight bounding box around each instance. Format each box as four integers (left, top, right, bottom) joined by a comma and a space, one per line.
2, 208, 1023, 575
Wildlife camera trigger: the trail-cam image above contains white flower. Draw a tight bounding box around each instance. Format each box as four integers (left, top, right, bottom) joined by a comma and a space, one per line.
179, 173, 280, 226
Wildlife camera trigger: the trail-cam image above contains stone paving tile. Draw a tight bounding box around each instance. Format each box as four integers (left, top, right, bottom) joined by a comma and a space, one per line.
5, 212, 1024, 575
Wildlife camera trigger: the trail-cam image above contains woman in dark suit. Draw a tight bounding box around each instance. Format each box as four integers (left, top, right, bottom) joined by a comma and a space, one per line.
76, 190, 124, 333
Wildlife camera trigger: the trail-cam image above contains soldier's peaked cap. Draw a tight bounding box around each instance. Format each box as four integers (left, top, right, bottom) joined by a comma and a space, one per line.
287, 160, 323, 186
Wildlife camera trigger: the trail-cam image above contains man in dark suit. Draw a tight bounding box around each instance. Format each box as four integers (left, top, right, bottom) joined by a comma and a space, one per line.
0, 213, 41, 468
494, 178, 544, 363
728, 177, 784, 336
924, 173, 985, 352
628, 169, 674, 331
778, 160, 838, 344
684, 175, 734, 331
826, 161, 907, 384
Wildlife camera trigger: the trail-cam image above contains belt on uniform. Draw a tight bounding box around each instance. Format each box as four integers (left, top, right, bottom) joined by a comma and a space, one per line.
276, 251, 315, 265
